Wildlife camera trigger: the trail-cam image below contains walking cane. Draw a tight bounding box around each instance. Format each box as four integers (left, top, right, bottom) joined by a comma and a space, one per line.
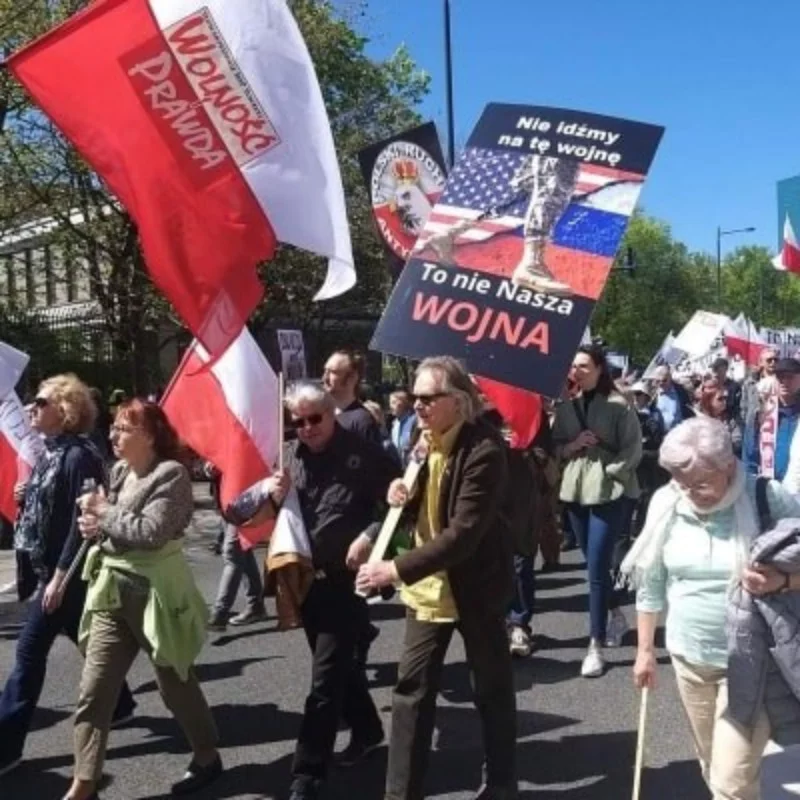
632, 686, 649, 800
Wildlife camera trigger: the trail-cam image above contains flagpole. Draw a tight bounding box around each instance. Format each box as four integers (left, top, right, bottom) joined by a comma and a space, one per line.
278, 372, 285, 474
158, 340, 196, 407
444, 0, 455, 168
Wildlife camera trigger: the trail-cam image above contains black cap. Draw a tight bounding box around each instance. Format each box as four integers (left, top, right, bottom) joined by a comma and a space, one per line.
775, 358, 800, 375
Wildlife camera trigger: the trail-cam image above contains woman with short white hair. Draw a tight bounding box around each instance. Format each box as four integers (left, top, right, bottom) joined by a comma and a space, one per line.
623, 416, 800, 800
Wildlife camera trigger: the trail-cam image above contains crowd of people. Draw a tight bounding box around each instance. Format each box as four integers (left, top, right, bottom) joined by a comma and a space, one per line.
0, 343, 799, 800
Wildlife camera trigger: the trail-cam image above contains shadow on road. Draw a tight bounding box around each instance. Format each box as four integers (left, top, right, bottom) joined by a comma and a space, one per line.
134, 657, 278, 695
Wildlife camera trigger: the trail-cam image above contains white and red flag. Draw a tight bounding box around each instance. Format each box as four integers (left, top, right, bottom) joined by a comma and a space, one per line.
724, 313, 768, 367
773, 215, 800, 274
9, 0, 355, 354
0, 344, 43, 523
161, 326, 280, 547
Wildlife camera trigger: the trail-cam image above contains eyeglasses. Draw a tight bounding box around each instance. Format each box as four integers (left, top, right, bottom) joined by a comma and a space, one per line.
765, 357, 777, 363
413, 392, 450, 407
33, 396, 50, 409
291, 413, 324, 430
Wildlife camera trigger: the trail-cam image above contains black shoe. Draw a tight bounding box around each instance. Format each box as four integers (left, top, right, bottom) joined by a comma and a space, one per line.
171, 754, 223, 796
335, 732, 385, 768
540, 561, 560, 574
560, 540, 577, 552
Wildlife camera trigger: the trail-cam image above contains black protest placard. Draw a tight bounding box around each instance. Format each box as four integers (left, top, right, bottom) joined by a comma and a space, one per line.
370, 103, 664, 397
358, 122, 448, 278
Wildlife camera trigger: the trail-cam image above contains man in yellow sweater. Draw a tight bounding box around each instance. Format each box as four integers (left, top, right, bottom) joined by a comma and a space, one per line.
358, 356, 517, 800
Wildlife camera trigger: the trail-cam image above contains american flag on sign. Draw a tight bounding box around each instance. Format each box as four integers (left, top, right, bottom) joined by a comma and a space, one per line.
418, 147, 644, 258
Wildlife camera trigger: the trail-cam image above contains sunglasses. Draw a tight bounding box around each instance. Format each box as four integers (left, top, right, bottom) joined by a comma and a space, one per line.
291, 413, 324, 430
33, 396, 50, 409
413, 392, 450, 407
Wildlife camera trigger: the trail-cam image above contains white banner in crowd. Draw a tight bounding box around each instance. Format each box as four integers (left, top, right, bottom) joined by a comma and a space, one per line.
276, 329, 308, 381
643, 332, 680, 378
671, 311, 729, 358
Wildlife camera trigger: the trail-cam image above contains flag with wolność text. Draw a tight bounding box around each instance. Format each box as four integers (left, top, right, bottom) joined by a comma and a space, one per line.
161, 327, 280, 549
8, 0, 355, 356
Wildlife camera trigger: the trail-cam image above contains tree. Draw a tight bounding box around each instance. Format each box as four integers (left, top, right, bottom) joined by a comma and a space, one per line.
0, 0, 429, 387
591, 214, 710, 364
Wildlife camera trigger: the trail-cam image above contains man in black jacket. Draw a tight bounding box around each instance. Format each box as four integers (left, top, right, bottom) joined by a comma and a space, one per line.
357, 356, 517, 800
256, 382, 400, 800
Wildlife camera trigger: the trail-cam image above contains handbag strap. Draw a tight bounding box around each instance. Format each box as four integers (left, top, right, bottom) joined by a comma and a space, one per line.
755, 476, 772, 534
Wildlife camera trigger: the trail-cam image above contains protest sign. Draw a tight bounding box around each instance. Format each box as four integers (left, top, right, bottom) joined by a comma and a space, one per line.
358, 122, 448, 278
760, 326, 800, 358
671, 311, 729, 358
643, 332, 680, 378
277, 330, 307, 381
370, 103, 664, 397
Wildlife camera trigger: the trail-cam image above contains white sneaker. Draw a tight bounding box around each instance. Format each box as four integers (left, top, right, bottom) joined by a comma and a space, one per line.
509, 625, 533, 657
605, 609, 629, 648
580, 646, 605, 678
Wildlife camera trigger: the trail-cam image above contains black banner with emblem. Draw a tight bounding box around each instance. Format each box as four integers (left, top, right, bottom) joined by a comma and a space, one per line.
358, 122, 448, 278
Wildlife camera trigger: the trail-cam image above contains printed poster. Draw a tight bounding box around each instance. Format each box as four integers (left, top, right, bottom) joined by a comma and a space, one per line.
358, 122, 448, 278
370, 103, 664, 397
277, 329, 307, 381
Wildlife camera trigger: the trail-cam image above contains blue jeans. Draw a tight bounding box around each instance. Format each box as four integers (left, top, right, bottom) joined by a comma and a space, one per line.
566, 498, 626, 642
0, 579, 135, 762
507, 554, 535, 631
211, 524, 264, 618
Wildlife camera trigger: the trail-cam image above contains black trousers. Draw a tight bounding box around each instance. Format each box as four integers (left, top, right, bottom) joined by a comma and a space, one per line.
385, 610, 517, 800
291, 574, 383, 785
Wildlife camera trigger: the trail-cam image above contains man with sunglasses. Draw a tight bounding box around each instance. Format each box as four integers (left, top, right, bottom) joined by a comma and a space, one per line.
247, 382, 400, 800
357, 356, 517, 800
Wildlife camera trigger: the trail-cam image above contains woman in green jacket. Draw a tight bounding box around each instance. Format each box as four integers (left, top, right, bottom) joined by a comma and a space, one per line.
64, 400, 220, 800
553, 345, 642, 679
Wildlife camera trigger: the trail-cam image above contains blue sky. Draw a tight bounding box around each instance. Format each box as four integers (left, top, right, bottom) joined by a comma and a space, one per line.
359, 0, 800, 258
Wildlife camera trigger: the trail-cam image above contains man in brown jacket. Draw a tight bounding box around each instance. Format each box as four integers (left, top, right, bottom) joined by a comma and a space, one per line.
357, 356, 517, 800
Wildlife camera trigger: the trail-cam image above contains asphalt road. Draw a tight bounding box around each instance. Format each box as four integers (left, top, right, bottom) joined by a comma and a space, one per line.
0, 496, 795, 799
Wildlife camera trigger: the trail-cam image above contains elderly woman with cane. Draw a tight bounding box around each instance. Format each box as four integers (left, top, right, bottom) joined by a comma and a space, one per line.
623, 416, 800, 800
63, 400, 220, 800
0, 374, 136, 778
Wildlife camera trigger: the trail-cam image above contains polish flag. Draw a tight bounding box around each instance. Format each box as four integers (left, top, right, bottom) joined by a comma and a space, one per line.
161, 327, 280, 547
724, 314, 768, 366
9, 0, 355, 355
773, 216, 800, 274
0, 344, 43, 523
475, 376, 543, 450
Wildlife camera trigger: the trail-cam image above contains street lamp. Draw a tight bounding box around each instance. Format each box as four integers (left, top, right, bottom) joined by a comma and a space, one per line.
716, 225, 756, 307
443, 0, 455, 168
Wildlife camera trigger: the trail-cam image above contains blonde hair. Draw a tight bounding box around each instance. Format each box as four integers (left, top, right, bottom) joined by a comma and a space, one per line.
38, 373, 97, 434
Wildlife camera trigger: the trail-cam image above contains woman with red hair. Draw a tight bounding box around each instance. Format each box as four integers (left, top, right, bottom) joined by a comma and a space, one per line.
64, 400, 220, 800
697, 379, 743, 457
